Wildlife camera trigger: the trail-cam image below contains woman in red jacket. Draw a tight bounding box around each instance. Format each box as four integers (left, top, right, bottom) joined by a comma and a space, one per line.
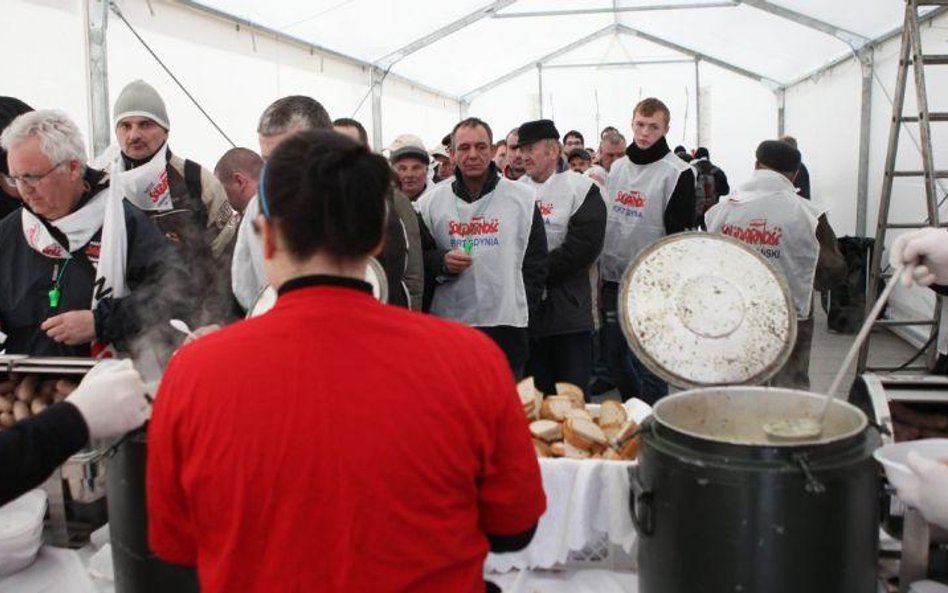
146, 130, 545, 593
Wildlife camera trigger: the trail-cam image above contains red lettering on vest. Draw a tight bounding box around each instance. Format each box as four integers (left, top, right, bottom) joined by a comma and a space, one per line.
148, 170, 170, 204
85, 241, 101, 260
537, 201, 554, 217
720, 218, 783, 246
448, 216, 501, 236
615, 191, 646, 208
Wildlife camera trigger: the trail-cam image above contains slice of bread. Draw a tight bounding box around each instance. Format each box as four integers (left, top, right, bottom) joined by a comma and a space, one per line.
563, 417, 608, 451
533, 439, 552, 458
563, 408, 593, 422
555, 382, 585, 408
602, 424, 623, 442
517, 377, 537, 406
616, 436, 640, 460
599, 399, 628, 428
612, 420, 640, 447
603, 448, 624, 461
563, 441, 592, 459
530, 419, 563, 443
540, 396, 575, 422
550, 441, 566, 457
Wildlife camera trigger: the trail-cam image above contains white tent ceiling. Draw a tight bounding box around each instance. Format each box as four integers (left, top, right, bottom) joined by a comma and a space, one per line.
189, 0, 943, 98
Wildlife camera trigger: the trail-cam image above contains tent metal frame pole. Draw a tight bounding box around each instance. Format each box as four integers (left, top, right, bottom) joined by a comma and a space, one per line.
461, 25, 616, 102
537, 63, 544, 119
542, 58, 695, 69
737, 0, 868, 46
85, 0, 111, 158
492, 1, 738, 18
694, 57, 702, 148
856, 48, 874, 237
776, 88, 786, 137
375, 0, 516, 69
371, 67, 384, 151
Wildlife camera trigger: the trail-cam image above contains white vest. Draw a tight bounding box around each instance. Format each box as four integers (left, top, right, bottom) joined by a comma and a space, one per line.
519, 170, 592, 251
600, 151, 691, 282
415, 178, 535, 327
705, 169, 823, 319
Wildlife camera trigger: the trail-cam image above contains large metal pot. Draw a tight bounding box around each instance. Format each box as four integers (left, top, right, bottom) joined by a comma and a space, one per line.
107, 429, 199, 593
632, 387, 881, 593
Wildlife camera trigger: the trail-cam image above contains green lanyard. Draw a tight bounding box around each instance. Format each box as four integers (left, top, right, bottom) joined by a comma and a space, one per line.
49, 258, 71, 310
453, 191, 495, 255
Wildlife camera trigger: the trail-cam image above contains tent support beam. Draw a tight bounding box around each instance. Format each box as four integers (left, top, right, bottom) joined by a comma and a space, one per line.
537, 64, 544, 118
371, 67, 384, 151
615, 24, 781, 87
493, 2, 738, 18
85, 0, 111, 158
695, 57, 702, 148
460, 25, 617, 101
785, 6, 948, 88
375, 1, 516, 69
775, 88, 785, 138
737, 0, 868, 47
856, 48, 874, 237
543, 58, 695, 69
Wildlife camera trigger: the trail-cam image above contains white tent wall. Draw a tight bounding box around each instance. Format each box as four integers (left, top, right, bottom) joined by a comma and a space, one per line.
5, 0, 93, 150
783, 57, 863, 237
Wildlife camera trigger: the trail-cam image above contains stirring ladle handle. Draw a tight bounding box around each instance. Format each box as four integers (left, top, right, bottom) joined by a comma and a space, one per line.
820, 266, 905, 421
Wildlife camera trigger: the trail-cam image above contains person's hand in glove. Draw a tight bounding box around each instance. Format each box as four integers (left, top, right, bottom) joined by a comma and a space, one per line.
899, 450, 948, 530
889, 227, 948, 287
66, 359, 149, 439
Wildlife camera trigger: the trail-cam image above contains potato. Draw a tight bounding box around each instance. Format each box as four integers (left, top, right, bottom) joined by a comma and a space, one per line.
0, 379, 16, 395
15, 375, 39, 403
54, 379, 78, 397
39, 379, 57, 399
12, 400, 29, 422
0, 412, 14, 428
30, 399, 47, 415
0, 396, 12, 414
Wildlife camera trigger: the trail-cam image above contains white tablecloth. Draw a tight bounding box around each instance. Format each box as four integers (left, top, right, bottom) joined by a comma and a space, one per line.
488, 568, 638, 593
0, 546, 100, 593
485, 399, 650, 573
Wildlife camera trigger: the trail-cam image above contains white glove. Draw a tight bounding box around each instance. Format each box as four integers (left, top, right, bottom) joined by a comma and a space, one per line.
900, 450, 948, 530
889, 228, 948, 287
67, 359, 149, 439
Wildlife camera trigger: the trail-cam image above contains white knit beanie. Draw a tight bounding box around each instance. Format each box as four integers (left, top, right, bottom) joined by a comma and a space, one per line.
113, 80, 170, 130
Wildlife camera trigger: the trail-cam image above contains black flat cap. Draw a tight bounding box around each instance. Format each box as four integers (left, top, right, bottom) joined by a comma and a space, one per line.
517, 119, 559, 146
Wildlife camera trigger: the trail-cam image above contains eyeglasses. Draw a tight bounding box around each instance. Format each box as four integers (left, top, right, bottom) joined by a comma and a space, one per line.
7, 162, 64, 186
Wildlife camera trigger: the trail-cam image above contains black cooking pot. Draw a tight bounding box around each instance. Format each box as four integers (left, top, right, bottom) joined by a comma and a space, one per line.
631, 387, 881, 593
107, 428, 200, 593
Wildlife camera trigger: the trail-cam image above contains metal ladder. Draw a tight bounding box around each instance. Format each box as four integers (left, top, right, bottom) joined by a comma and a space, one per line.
857, 0, 946, 374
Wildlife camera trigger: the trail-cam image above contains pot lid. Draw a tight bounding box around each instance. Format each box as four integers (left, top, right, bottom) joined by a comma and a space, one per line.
619, 232, 796, 389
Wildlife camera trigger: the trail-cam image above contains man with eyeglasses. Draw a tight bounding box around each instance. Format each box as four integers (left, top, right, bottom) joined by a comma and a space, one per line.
0, 97, 34, 221
600, 97, 696, 404
0, 110, 187, 356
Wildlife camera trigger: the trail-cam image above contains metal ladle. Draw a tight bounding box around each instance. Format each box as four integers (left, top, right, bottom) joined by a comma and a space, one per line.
763, 266, 905, 441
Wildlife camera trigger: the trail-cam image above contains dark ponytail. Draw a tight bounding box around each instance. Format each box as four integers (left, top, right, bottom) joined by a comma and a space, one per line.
264, 130, 393, 260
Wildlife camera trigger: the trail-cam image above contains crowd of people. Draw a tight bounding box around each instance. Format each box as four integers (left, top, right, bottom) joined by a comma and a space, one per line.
8, 82, 946, 592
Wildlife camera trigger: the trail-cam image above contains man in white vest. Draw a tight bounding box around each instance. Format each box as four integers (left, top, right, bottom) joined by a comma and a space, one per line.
416, 118, 548, 378
705, 140, 845, 389
517, 120, 606, 398
601, 97, 696, 404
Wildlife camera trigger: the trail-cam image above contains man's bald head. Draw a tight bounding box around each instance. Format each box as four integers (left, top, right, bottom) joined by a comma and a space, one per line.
215, 147, 263, 213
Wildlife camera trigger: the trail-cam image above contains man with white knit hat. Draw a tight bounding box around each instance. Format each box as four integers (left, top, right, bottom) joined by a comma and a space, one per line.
111, 79, 239, 324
